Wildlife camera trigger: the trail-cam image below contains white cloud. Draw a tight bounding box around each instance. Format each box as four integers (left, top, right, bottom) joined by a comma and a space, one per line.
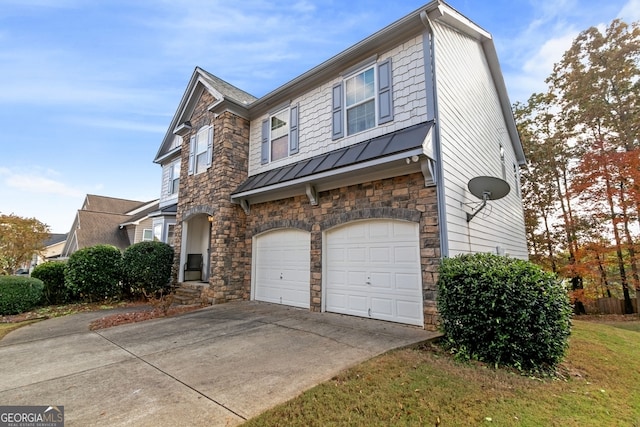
618, 0, 640, 21
62, 117, 167, 133
0, 168, 84, 198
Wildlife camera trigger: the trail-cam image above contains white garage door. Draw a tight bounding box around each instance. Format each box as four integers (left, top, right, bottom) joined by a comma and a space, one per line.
254, 229, 310, 309
325, 220, 423, 326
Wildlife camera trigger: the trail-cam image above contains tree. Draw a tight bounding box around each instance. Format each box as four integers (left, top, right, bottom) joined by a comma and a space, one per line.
549, 19, 640, 313
516, 19, 640, 313
0, 213, 50, 275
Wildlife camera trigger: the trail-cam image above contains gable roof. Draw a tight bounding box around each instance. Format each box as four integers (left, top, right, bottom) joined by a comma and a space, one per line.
62, 195, 159, 256
44, 233, 67, 247
153, 67, 257, 164
74, 210, 132, 250
82, 194, 150, 215
154, 0, 523, 168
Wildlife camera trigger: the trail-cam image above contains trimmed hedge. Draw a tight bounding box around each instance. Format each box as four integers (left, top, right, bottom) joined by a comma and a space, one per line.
0, 276, 44, 315
65, 245, 123, 301
122, 241, 174, 297
31, 261, 69, 304
437, 253, 572, 373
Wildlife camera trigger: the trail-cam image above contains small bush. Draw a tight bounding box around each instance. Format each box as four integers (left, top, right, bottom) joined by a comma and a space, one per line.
122, 241, 174, 297
0, 276, 44, 315
31, 261, 69, 304
437, 253, 572, 374
65, 245, 123, 301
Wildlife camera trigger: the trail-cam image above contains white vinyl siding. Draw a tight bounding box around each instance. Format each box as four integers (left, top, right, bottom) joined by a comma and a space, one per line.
159, 158, 180, 207
431, 21, 527, 259
249, 35, 427, 176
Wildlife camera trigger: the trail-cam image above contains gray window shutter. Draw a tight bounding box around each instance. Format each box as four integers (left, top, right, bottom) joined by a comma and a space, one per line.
188, 135, 196, 175
289, 104, 299, 154
377, 58, 394, 124
206, 125, 213, 168
261, 119, 269, 164
331, 83, 343, 140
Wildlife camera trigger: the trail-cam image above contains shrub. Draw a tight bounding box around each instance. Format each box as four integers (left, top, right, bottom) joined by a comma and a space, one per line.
437, 253, 572, 374
31, 261, 69, 304
122, 241, 174, 297
0, 276, 44, 315
65, 245, 123, 301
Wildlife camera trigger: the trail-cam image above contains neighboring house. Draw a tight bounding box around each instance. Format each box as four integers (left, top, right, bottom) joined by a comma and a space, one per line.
33, 233, 68, 266
153, 1, 527, 330
61, 194, 159, 257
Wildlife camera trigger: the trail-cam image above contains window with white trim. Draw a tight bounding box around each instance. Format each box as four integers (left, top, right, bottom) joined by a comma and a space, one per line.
142, 229, 153, 241
195, 126, 209, 174
261, 104, 299, 164
188, 125, 213, 175
332, 58, 394, 140
170, 161, 180, 195
346, 67, 375, 135
167, 224, 176, 247
270, 108, 289, 161
153, 224, 162, 242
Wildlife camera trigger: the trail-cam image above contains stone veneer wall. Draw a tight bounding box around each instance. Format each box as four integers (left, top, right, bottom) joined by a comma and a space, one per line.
173, 90, 251, 304
245, 172, 441, 329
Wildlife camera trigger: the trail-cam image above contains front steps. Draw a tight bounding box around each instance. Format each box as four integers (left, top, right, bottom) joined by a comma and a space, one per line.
173, 282, 208, 305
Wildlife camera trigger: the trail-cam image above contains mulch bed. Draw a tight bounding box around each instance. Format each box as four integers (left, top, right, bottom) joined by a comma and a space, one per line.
88, 305, 203, 330
1, 301, 203, 331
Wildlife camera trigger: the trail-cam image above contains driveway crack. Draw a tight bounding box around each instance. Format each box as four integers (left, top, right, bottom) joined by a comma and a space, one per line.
92, 329, 247, 421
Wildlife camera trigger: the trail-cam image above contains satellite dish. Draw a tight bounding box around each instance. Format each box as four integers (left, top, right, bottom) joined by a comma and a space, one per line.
466, 176, 510, 222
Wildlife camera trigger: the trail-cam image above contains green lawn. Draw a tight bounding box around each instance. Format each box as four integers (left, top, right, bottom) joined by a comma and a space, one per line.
245, 319, 640, 426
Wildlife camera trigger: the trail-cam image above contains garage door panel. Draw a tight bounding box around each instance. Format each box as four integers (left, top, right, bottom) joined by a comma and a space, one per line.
370, 246, 391, 263
396, 300, 423, 323
254, 229, 310, 309
369, 272, 392, 289
395, 273, 421, 291
326, 220, 423, 326
394, 245, 419, 262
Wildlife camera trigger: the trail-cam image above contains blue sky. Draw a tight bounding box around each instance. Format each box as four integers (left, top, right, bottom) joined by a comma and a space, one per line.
1, 0, 638, 233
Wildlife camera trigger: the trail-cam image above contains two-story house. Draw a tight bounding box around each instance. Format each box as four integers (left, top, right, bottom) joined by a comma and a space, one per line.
153, 1, 528, 330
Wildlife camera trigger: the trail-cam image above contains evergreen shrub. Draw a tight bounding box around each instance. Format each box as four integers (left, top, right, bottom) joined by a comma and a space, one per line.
437, 253, 572, 373
0, 276, 44, 315
31, 261, 69, 304
65, 245, 123, 301
122, 241, 174, 297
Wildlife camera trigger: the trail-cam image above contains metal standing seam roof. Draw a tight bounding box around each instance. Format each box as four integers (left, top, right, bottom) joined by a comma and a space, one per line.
232, 121, 432, 195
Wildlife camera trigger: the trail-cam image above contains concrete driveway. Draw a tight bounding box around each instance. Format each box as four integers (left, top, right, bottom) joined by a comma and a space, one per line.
0, 301, 439, 426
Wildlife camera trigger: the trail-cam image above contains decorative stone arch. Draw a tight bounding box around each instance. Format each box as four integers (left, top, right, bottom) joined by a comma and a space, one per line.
182, 205, 214, 222
252, 219, 313, 235
319, 208, 421, 231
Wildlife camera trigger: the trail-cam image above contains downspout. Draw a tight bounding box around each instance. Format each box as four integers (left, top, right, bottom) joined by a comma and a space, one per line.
420, 11, 449, 258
